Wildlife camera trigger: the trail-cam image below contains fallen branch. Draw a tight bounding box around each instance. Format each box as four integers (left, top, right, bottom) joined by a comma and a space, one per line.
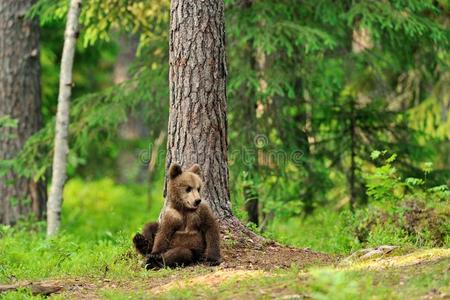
0, 282, 63, 296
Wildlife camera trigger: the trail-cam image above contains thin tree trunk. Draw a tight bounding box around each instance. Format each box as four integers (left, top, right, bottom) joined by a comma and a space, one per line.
237, 0, 261, 225
113, 35, 139, 85
46, 0, 82, 237
113, 34, 147, 183
293, 78, 315, 215
349, 98, 356, 211
147, 130, 165, 206
242, 37, 259, 226
243, 183, 259, 225
0, 0, 47, 225
347, 25, 372, 211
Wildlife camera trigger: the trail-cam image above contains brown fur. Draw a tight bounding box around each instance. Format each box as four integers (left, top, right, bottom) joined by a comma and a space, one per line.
133, 163, 221, 269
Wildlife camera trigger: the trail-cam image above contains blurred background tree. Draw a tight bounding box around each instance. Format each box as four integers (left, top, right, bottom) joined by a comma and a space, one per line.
0, 0, 46, 225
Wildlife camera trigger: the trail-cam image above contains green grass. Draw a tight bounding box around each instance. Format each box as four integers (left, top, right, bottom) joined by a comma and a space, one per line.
265, 203, 449, 254
0, 178, 164, 283
1, 178, 449, 299
61, 177, 162, 240
265, 209, 360, 254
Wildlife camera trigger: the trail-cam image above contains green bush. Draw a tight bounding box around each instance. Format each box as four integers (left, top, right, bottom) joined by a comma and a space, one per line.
266, 152, 449, 253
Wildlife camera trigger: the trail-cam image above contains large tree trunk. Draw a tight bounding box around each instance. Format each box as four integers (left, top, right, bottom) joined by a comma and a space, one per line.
163, 0, 264, 244
0, 0, 47, 225
164, 0, 232, 220
47, 0, 82, 236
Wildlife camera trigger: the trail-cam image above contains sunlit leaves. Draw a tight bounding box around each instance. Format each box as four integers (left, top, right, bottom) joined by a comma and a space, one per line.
347, 0, 449, 46
32, 0, 170, 47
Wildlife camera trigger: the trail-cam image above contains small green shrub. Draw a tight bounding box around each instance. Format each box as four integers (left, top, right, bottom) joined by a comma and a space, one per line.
356, 151, 449, 248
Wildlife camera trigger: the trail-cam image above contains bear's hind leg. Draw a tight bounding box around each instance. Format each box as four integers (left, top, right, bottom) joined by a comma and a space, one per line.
142, 222, 159, 243
133, 222, 159, 256
162, 247, 193, 267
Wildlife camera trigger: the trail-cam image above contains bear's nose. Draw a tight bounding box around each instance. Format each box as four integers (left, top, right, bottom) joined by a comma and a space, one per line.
194, 199, 201, 206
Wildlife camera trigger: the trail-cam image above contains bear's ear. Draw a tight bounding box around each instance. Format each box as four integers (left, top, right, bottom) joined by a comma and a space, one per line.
187, 164, 202, 177
168, 163, 183, 179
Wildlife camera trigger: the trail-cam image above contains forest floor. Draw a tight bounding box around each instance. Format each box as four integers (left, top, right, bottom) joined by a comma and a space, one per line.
2, 242, 449, 299
2, 181, 448, 299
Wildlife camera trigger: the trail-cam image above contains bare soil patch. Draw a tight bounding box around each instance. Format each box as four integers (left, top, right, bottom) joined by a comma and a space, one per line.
220, 238, 336, 270
218, 219, 338, 270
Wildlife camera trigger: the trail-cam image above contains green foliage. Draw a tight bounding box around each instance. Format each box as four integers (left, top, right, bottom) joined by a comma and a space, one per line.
12, 58, 168, 180
8, 0, 170, 184
30, 0, 169, 47
365, 151, 449, 204
365, 152, 400, 203
0, 289, 63, 300
266, 209, 359, 253
361, 150, 450, 246
224, 0, 450, 220
62, 178, 162, 239
347, 0, 449, 45
266, 152, 449, 252
308, 268, 375, 300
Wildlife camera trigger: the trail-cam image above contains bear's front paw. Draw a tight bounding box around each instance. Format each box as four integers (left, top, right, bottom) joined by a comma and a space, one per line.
133, 233, 147, 246
133, 233, 151, 255
144, 254, 164, 270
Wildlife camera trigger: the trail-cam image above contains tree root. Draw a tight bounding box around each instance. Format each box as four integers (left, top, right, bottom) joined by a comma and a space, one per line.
219, 216, 269, 249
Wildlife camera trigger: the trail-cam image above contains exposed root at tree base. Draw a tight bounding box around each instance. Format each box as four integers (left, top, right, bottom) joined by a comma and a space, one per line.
219, 217, 337, 269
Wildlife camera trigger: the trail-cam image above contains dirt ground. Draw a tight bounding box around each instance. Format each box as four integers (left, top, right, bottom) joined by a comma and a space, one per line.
220, 236, 336, 270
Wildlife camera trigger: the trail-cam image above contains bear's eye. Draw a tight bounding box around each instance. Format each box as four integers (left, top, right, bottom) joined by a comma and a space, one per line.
197, 187, 201, 193
186, 186, 192, 193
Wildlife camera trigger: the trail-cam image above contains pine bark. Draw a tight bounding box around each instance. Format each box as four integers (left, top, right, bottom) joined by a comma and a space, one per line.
164, 0, 232, 220
47, 0, 81, 236
0, 0, 46, 225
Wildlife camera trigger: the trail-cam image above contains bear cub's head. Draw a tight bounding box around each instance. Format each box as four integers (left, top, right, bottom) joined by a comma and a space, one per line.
168, 163, 203, 211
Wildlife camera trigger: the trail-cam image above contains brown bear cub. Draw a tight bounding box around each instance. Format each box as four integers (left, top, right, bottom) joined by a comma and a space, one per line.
133, 163, 221, 269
